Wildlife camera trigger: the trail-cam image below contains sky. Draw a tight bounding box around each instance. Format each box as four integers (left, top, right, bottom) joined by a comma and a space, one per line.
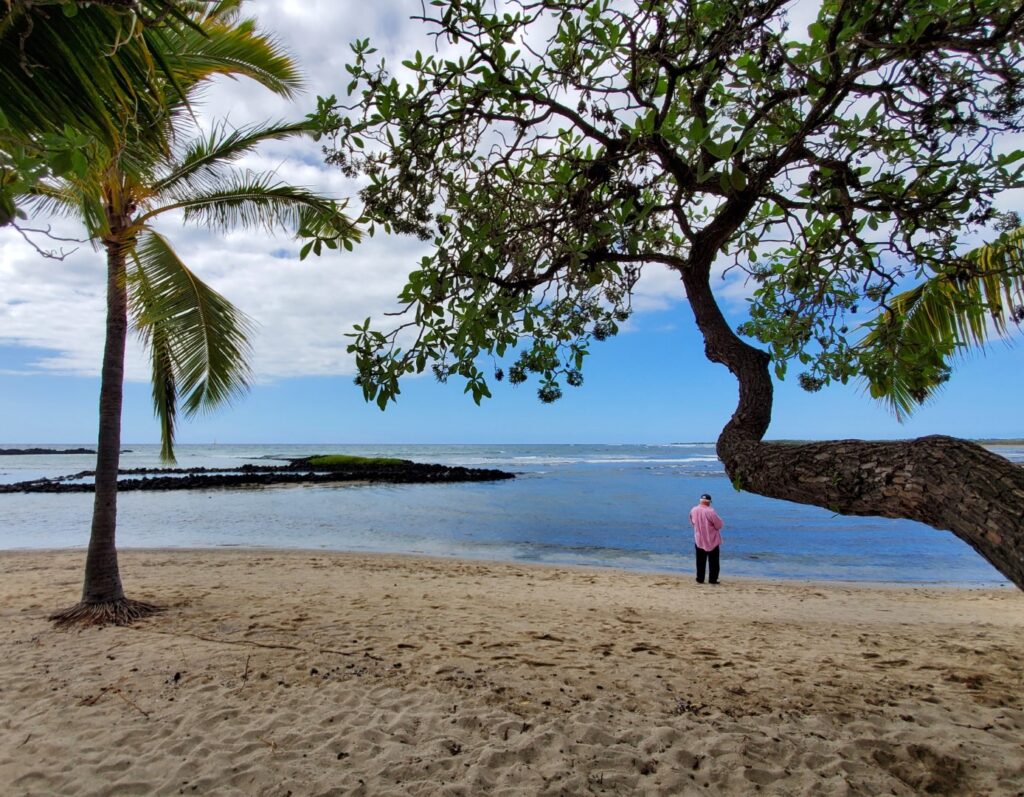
0, 1, 1022, 446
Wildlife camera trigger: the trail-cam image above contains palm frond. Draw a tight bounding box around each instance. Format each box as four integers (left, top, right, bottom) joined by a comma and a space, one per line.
0, 5, 167, 151
144, 173, 360, 240
22, 180, 108, 235
858, 227, 1024, 418
203, 1, 244, 25
137, 278, 180, 463
129, 229, 255, 462
152, 119, 317, 196
966, 226, 1024, 337
161, 14, 303, 100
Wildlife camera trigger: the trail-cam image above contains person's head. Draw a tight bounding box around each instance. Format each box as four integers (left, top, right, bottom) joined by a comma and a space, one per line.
700, 493, 712, 506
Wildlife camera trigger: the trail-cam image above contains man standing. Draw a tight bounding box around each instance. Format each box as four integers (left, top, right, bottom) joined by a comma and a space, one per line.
689, 493, 724, 584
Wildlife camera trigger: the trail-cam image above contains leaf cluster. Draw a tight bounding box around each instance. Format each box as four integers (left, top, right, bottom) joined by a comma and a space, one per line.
0, 1, 208, 222
315, 0, 1024, 413
855, 224, 1024, 417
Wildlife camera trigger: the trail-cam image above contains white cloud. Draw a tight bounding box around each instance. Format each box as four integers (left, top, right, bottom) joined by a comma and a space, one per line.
0, 3, 436, 383
0, 229, 106, 373
0, 3, 687, 385
5, 1, 1018, 386
630, 263, 685, 313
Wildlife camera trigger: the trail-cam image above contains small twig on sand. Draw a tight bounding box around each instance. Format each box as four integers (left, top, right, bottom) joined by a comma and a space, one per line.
143, 628, 361, 657
113, 688, 150, 719
79, 685, 150, 718
18, 733, 31, 748
242, 654, 251, 683
79, 690, 106, 706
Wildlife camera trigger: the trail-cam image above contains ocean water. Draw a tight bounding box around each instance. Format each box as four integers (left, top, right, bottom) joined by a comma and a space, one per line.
1, 442, 1020, 587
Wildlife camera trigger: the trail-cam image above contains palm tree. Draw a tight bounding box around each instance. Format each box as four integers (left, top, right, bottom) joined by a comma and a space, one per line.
859, 226, 1024, 418
24, 2, 358, 626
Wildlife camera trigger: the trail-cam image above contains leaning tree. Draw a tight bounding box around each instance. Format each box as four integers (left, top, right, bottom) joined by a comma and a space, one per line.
313, 0, 1024, 588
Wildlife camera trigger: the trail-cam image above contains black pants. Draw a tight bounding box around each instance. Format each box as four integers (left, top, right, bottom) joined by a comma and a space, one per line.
695, 545, 720, 583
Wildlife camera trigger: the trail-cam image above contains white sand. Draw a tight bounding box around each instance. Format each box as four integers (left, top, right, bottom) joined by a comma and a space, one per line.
1, 549, 1022, 795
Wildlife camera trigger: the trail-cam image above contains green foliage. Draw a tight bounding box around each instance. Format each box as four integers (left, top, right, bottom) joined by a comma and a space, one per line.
130, 231, 255, 462
314, 0, 1023, 414
855, 225, 1024, 418
0, 124, 95, 225
0, 1, 200, 223
306, 455, 406, 466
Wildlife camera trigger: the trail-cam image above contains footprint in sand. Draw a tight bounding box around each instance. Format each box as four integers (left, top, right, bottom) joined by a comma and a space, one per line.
630, 642, 671, 657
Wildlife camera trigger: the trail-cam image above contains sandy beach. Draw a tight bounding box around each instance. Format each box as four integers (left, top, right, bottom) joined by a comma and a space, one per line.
0, 549, 1021, 796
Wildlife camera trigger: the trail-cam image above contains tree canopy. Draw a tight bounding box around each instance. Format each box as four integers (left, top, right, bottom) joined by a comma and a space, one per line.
0, 1, 202, 226
314, 0, 1024, 588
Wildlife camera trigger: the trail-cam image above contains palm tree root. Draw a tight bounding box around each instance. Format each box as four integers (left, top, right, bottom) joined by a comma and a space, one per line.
49, 598, 163, 628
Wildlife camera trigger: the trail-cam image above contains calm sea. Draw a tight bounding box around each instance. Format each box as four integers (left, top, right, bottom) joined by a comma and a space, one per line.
1, 443, 1020, 586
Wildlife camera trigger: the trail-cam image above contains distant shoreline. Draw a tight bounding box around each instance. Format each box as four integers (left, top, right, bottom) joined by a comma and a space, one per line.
0, 447, 95, 456
4, 438, 1023, 449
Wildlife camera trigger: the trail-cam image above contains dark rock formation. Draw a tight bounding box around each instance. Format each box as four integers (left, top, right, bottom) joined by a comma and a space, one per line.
0, 457, 515, 493
0, 447, 96, 456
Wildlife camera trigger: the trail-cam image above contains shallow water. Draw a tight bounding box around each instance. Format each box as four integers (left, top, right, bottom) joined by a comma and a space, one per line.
1, 442, 1019, 586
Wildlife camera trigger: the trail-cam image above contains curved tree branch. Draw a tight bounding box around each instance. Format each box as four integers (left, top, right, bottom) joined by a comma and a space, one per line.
718, 432, 1024, 589
680, 247, 1024, 590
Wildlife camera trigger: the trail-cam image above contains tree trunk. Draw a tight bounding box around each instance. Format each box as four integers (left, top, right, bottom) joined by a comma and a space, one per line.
679, 256, 1024, 591
50, 223, 160, 627
81, 237, 129, 605
717, 434, 1024, 590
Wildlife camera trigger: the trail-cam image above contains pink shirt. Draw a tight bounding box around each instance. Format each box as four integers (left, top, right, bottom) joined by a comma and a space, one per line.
689, 504, 723, 551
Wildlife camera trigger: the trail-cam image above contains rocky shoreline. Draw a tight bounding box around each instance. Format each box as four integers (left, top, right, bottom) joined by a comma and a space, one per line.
0, 457, 515, 493
0, 447, 96, 456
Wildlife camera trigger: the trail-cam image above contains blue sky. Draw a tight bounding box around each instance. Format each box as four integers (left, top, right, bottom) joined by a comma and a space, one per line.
1, 1, 1022, 446
2, 300, 1021, 445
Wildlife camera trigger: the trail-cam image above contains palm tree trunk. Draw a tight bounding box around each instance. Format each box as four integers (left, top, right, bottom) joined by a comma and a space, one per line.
81, 238, 130, 604
50, 227, 161, 627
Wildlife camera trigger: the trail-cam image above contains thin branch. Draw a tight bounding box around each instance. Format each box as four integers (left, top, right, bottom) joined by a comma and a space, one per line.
11, 222, 86, 260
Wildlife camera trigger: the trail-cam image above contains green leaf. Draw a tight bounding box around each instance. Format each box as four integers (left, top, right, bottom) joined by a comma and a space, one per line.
129, 231, 255, 462
996, 149, 1024, 167
704, 138, 734, 160
857, 227, 1024, 419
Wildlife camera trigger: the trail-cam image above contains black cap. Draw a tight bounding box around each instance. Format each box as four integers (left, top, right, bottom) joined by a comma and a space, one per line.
700, 493, 712, 501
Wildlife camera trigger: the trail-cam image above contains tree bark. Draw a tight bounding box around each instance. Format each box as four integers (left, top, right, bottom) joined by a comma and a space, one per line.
51, 217, 160, 626
717, 434, 1024, 590
81, 235, 130, 604
679, 256, 1024, 591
